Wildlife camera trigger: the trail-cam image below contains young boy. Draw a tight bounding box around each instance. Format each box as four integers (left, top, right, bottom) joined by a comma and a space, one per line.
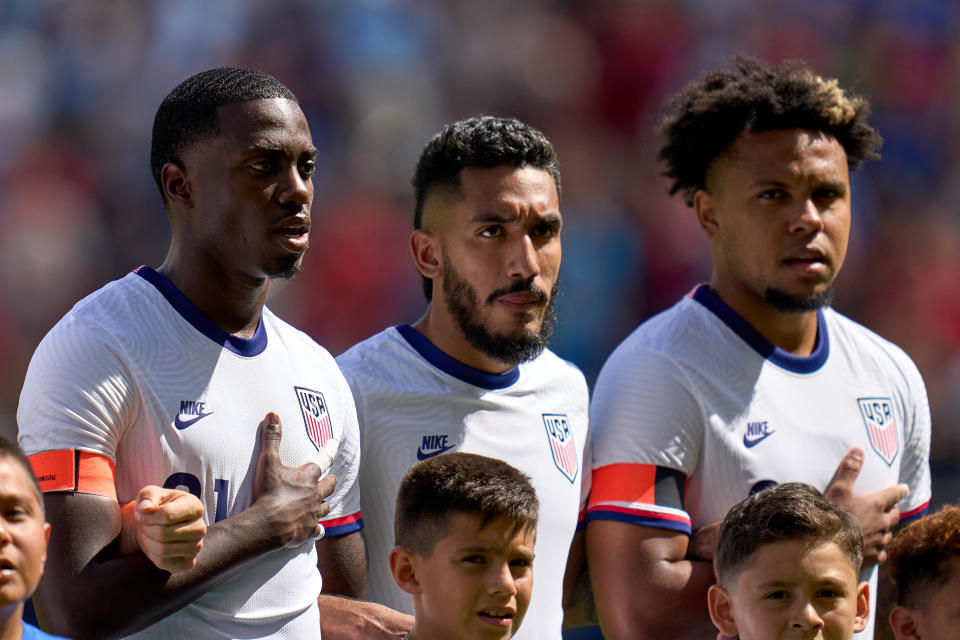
0, 437, 69, 639
887, 503, 960, 640
389, 452, 539, 640
707, 482, 870, 640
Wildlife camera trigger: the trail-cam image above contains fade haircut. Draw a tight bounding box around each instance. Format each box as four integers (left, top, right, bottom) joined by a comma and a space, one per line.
715, 482, 863, 586
888, 504, 960, 609
394, 452, 539, 556
151, 67, 297, 204
411, 116, 561, 301
0, 437, 44, 518
658, 56, 882, 206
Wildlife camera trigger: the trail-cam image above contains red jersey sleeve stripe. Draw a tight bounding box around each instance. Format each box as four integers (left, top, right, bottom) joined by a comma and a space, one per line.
321, 511, 363, 537
899, 501, 930, 523
28, 450, 117, 502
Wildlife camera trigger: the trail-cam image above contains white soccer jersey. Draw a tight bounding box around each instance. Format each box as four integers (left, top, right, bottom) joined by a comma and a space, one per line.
18, 266, 362, 639
337, 325, 590, 640
588, 284, 931, 640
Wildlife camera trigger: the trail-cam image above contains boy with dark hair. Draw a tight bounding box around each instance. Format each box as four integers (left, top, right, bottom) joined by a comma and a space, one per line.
887, 504, 960, 640
708, 482, 870, 640
389, 452, 539, 640
0, 437, 69, 639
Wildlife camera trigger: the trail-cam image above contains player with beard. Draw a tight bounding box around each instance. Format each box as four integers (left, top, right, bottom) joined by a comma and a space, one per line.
337, 116, 591, 639
17, 67, 408, 639
586, 57, 932, 640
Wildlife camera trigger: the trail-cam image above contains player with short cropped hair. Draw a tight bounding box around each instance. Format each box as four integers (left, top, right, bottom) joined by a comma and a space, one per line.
587, 56, 931, 640
708, 483, 870, 640
17, 67, 405, 639
390, 452, 539, 640
337, 115, 591, 639
887, 504, 960, 640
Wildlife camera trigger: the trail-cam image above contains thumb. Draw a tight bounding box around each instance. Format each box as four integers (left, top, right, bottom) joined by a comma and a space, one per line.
259, 412, 283, 462
826, 447, 864, 495
135, 485, 164, 519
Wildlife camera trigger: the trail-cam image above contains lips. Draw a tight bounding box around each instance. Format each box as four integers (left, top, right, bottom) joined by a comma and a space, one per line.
272, 213, 310, 252
477, 606, 515, 628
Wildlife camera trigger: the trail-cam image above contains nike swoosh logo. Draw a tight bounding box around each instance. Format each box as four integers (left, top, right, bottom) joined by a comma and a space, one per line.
416, 444, 456, 461
743, 430, 775, 448
174, 412, 214, 430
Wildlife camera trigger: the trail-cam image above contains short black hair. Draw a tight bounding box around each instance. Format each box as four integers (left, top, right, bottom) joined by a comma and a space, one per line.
888, 504, 960, 609
658, 56, 882, 206
394, 452, 539, 556
150, 67, 297, 204
0, 437, 44, 518
411, 116, 561, 301
715, 482, 863, 586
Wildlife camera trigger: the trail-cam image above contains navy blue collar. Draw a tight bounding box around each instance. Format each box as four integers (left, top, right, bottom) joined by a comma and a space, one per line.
396, 324, 520, 390
135, 266, 268, 357
692, 285, 829, 374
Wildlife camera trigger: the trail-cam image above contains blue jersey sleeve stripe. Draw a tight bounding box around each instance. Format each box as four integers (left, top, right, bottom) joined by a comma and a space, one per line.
324, 518, 363, 537
584, 510, 692, 535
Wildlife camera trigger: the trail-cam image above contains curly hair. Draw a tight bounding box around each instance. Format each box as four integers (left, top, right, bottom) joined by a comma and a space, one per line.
150, 67, 297, 205
412, 116, 561, 301
658, 56, 882, 206
888, 504, 960, 609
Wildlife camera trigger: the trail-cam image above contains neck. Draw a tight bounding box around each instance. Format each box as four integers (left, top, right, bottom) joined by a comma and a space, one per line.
158, 254, 269, 339
0, 603, 23, 640
709, 281, 819, 356
411, 306, 515, 375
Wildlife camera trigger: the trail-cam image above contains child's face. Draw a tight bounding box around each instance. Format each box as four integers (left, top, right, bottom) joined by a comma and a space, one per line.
405, 513, 535, 640
0, 457, 50, 608
709, 539, 869, 640
890, 556, 960, 640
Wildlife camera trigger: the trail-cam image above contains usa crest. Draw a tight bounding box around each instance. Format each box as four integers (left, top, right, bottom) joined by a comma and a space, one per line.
543, 413, 578, 483
857, 397, 899, 466
295, 386, 333, 451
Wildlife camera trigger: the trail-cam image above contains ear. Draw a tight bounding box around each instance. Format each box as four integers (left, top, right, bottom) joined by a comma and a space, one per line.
161, 161, 194, 208
853, 580, 870, 633
410, 230, 441, 282
888, 605, 922, 640
39, 521, 51, 576
707, 584, 738, 638
693, 188, 720, 240
389, 546, 422, 595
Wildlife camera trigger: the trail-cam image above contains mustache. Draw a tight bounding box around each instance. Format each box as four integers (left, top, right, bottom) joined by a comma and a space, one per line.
485, 279, 549, 305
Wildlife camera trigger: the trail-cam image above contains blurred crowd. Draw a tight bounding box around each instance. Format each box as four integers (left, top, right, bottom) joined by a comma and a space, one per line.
1, 0, 959, 500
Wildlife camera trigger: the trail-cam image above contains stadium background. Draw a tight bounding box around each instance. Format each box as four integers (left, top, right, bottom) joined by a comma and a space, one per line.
1, 1, 958, 637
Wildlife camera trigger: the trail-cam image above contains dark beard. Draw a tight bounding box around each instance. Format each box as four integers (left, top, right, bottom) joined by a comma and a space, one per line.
764, 284, 834, 313
267, 264, 301, 280
442, 258, 557, 366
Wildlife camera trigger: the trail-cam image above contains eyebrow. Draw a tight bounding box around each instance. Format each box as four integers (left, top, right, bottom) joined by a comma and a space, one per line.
246, 144, 319, 160
468, 212, 562, 224
749, 178, 848, 192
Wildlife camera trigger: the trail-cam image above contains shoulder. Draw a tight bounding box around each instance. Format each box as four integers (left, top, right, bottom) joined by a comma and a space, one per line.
22, 622, 73, 640
262, 306, 339, 366
336, 327, 410, 382
824, 308, 925, 385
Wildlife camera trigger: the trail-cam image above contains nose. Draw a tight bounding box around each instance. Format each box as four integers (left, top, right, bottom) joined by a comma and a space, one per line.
506, 234, 540, 281
789, 198, 826, 235
0, 519, 11, 545
487, 562, 518, 598
277, 164, 312, 207
790, 601, 825, 633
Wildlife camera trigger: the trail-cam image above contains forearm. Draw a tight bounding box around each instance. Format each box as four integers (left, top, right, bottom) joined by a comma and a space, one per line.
38, 497, 284, 640
594, 557, 717, 640
317, 595, 413, 639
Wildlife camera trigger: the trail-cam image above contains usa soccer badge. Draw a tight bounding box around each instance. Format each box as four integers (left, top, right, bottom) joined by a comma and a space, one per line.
857, 397, 899, 466
543, 413, 578, 483
295, 386, 333, 451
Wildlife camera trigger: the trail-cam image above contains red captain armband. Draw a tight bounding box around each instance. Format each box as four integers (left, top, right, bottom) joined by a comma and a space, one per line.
28, 450, 118, 502
585, 463, 692, 534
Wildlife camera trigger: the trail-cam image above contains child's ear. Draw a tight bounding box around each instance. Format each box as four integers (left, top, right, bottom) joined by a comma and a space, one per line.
888, 605, 921, 640
389, 546, 422, 595
707, 584, 738, 638
853, 581, 870, 633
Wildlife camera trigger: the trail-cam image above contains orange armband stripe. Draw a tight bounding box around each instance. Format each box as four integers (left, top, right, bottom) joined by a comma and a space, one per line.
28, 450, 118, 502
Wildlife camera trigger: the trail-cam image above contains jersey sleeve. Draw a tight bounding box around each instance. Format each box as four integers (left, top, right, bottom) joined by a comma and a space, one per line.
896, 358, 932, 523
319, 369, 363, 537
587, 345, 703, 534
17, 315, 137, 467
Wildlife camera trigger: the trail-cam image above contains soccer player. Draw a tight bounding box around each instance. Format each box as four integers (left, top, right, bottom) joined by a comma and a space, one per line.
0, 437, 71, 640
887, 503, 960, 640
707, 483, 870, 640
17, 67, 402, 639
389, 452, 539, 640
337, 116, 591, 639
587, 56, 931, 639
